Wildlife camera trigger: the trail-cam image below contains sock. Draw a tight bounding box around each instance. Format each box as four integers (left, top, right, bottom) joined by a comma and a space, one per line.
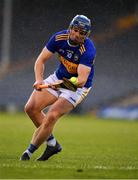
24, 149, 32, 158
47, 134, 54, 141
25, 144, 37, 158
47, 134, 56, 146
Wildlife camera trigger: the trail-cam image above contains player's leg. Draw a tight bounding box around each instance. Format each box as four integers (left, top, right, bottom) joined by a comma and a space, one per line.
21, 85, 91, 161
21, 73, 62, 161
25, 89, 58, 143
20, 97, 74, 160
32, 97, 73, 146
24, 73, 60, 127
39, 86, 91, 158
20, 89, 59, 160
24, 89, 57, 127
37, 88, 91, 160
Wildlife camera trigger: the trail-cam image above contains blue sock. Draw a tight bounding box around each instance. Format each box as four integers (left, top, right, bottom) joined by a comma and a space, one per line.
47, 134, 54, 141
28, 144, 37, 153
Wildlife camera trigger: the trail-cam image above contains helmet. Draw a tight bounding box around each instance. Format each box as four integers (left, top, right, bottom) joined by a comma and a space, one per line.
69, 15, 91, 36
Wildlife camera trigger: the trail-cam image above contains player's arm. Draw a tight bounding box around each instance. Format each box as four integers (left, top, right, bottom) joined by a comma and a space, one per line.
77, 64, 91, 87
33, 47, 53, 90
75, 46, 96, 88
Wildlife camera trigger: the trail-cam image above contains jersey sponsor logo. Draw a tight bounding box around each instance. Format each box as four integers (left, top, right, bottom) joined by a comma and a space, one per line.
59, 55, 78, 74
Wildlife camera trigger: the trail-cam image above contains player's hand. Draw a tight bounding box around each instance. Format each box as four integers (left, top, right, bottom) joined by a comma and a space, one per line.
33, 81, 44, 91
52, 85, 59, 91
49, 84, 59, 91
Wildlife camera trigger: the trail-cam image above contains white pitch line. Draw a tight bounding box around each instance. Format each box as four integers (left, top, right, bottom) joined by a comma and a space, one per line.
0, 163, 138, 170
94, 165, 138, 170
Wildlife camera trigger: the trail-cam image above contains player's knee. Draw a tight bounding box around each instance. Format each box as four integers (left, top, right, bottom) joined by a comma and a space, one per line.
47, 110, 61, 123
42, 110, 63, 129
43, 113, 57, 129
24, 103, 31, 114
24, 103, 37, 115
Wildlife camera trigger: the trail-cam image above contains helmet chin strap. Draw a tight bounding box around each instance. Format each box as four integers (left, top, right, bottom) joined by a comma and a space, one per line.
68, 38, 80, 46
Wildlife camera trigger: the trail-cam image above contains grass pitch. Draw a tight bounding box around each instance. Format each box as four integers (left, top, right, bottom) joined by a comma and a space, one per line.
0, 112, 138, 179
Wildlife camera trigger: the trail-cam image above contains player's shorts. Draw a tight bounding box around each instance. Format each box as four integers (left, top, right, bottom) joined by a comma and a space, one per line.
44, 73, 91, 107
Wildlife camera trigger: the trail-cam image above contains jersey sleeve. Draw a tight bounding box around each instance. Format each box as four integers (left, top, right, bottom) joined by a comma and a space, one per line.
79, 47, 96, 67
46, 34, 57, 53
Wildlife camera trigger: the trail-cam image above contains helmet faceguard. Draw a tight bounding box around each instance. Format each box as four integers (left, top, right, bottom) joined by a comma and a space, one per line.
69, 15, 91, 37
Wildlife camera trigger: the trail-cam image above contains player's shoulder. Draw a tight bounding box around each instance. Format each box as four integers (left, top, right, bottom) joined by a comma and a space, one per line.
84, 38, 95, 49
55, 29, 69, 35
82, 38, 96, 55
53, 30, 69, 41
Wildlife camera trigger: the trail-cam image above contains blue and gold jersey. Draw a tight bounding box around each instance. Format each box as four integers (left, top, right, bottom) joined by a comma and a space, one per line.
46, 30, 96, 88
